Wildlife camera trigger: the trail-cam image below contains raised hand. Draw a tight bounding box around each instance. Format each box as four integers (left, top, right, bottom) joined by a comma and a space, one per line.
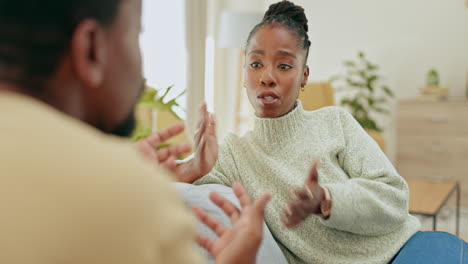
281, 161, 327, 227
174, 103, 218, 183
135, 122, 192, 170
193, 183, 271, 264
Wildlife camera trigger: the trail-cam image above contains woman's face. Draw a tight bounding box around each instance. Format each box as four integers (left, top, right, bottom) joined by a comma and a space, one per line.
244, 24, 309, 118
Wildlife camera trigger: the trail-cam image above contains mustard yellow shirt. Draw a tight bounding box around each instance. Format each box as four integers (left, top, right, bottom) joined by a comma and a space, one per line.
0, 91, 202, 264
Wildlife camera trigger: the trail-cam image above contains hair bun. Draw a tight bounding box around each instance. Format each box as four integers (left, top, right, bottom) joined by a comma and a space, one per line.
263, 1, 308, 33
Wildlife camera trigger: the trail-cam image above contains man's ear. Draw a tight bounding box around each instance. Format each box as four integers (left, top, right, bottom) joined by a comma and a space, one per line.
301, 65, 310, 87
69, 19, 108, 90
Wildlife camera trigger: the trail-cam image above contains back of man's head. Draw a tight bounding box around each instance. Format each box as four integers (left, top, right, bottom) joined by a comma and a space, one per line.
0, 0, 121, 91
0, 0, 144, 137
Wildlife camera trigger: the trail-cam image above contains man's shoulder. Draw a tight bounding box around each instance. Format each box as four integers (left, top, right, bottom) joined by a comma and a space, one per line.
0, 92, 174, 192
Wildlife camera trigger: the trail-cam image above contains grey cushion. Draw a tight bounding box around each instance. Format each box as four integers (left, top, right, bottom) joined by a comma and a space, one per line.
175, 183, 288, 264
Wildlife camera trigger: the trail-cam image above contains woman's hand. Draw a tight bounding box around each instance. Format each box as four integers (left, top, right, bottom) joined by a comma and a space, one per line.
174, 103, 218, 183
193, 183, 271, 264
281, 162, 327, 227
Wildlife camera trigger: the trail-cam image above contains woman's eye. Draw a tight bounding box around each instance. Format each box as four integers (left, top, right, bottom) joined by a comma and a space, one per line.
250, 62, 262, 68
279, 64, 292, 70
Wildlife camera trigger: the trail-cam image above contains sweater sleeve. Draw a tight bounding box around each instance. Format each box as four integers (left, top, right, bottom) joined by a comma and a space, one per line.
194, 139, 239, 186
319, 108, 410, 236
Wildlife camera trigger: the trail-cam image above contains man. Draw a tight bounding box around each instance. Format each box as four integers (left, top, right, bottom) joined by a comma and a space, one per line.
0, 0, 269, 263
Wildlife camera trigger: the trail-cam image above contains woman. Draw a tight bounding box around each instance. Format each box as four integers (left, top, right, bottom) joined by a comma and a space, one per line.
163, 1, 467, 263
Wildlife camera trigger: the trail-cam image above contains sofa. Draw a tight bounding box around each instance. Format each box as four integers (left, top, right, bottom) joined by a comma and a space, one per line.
175, 183, 288, 264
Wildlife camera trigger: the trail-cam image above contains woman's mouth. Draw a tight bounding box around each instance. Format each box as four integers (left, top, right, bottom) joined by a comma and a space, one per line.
258, 93, 279, 106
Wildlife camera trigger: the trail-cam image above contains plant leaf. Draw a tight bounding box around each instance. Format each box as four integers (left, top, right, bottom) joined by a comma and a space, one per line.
375, 97, 387, 104
367, 62, 378, 71
340, 98, 351, 106
138, 89, 158, 103
160, 85, 174, 101
174, 88, 187, 100
344, 60, 356, 67
382, 86, 394, 97
131, 126, 152, 141
368, 75, 378, 83
357, 118, 380, 131
373, 106, 390, 115
346, 78, 365, 88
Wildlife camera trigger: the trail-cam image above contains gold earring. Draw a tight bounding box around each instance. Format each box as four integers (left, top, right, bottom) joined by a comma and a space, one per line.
301, 85, 305, 91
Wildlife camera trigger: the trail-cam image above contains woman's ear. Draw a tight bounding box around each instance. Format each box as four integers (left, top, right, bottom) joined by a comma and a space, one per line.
301, 65, 310, 87
69, 19, 108, 90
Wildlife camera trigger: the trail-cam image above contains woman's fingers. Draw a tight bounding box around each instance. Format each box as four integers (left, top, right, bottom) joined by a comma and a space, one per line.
194, 104, 208, 146
305, 161, 320, 187
293, 187, 315, 201
207, 113, 217, 137
281, 197, 314, 227
282, 202, 304, 227
289, 201, 307, 218
281, 204, 306, 227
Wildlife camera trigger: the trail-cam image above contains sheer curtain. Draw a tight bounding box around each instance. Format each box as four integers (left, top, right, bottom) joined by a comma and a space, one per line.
184, 0, 207, 139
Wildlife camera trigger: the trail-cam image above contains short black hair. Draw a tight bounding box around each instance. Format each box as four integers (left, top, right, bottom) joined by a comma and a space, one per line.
0, 0, 122, 91
246, 0, 311, 63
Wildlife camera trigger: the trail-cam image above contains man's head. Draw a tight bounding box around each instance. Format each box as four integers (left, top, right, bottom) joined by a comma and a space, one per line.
0, 0, 144, 137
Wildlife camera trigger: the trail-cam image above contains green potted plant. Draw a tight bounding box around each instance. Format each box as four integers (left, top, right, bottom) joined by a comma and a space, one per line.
426, 68, 440, 86
330, 51, 394, 150
132, 82, 186, 142
419, 68, 448, 99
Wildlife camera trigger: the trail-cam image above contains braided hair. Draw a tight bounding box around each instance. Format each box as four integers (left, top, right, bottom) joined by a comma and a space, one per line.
246, 1, 311, 62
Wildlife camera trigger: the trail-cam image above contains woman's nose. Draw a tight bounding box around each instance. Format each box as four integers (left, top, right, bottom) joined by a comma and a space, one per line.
259, 68, 276, 87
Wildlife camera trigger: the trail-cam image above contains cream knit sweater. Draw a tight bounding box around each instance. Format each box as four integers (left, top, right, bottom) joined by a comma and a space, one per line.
195, 101, 420, 264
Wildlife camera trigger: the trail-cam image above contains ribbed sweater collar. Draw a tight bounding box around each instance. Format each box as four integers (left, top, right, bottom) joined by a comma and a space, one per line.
252, 101, 306, 147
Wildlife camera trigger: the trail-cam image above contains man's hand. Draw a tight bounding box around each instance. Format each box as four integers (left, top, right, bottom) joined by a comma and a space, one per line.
174, 104, 218, 183
135, 122, 192, 170
193, 183, 271, 264
281, 161, 326, 227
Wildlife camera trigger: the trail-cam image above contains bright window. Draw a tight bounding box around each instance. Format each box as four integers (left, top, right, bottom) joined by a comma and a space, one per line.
140, 0, 187, 118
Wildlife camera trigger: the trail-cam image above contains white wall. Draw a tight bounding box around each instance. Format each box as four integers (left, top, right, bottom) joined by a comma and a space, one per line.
260, 0, 468, 161
262, 0, 468, 98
